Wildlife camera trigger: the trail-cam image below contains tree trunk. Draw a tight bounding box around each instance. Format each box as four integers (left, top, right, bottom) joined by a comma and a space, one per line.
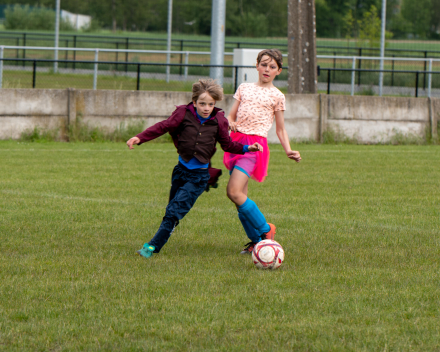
287, 0, 318, 94
112, 0, 117, 33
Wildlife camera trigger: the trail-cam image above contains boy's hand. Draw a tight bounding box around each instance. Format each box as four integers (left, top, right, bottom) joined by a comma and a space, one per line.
248, 142, 263, 152
287, 150, 301, 162
127, 137, 140, 150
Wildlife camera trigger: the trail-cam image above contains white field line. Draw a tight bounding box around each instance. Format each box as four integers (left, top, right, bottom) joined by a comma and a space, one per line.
0, 189, 157, 206
2, 190, 438, 234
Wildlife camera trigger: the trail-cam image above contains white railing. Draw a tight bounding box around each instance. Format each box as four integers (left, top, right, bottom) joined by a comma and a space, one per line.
0, 45, 234, 87
318, 55, 439, 97
0, 45, 439, 96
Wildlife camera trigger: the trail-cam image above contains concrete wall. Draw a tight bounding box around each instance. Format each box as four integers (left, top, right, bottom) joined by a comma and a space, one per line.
0, 89, 68, 139
0, 88, 438, 143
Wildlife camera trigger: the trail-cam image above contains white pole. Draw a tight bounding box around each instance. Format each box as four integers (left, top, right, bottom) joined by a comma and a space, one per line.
166, 0, 173, 83
93, 49, 99, 90
0, 46, 4, 89
210, 0, 226, 85
351, 57, 356, 96
54, 0, 60, 73
379, 0, 387, 96
184, 51, 189, 81
428, 59, 433, 98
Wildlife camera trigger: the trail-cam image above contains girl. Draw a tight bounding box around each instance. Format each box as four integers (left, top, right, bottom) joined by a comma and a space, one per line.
126, 79, 262, 259
224, 49, 302, 254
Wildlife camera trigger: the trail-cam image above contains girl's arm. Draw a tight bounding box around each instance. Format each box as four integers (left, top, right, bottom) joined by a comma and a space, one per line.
227, 99, 240, 132
275, 110, 301, 162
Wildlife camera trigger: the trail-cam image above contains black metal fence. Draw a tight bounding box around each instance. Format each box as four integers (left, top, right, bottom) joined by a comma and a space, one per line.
318, 67, 440, 97
1, 57, 439, 97
2, 31, 440, 60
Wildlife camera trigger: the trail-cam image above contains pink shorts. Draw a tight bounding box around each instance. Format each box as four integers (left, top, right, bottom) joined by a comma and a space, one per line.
223, 131, 270, 183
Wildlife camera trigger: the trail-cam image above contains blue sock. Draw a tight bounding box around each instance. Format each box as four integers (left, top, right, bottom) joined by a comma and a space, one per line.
238, 212, 261, 243
238, 198, 270, 236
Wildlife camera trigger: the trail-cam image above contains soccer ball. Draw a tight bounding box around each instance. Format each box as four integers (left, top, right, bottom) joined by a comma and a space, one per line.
252, 239, 284, 270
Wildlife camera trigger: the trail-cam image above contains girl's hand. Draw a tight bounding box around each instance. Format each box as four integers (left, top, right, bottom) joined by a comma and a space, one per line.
248, 142, 263, 152
127, 137, 140, 149
287, 150, 301, 162
228, 121, 238, 132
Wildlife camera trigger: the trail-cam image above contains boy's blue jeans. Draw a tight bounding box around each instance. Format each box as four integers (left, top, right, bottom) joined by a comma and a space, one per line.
148, 163, 210, 253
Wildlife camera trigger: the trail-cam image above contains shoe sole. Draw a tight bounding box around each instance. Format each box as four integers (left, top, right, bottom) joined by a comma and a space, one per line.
136, 250, 152, 259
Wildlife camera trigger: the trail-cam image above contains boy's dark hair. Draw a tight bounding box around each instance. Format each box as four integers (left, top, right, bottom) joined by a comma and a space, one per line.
192, 79, 224, 102
257, 49, 283, 69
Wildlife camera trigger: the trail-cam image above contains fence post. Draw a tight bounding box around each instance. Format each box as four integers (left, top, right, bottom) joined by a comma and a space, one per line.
319, 94, 328, 143
391, 55, 395, 87
351, 57, 356, 96
116, 42, 119, 71
65, 40, 69, 68
73, 35, 77, 70
428, 59, 433, 98
234, 66, 238, 92
32, 60, 37, 88
23, 33, 27, 67
423, 51, 427, 90
429, 97, 438, 141
179, 40, 184, 76
327, 69, 331, 95
125, 38, 129, 73
93, 49, 99, 90
184, 52, 189, 81
0, 46, 3, 89
415, 71, 419, 98
333, 52, 336, 81
357, 48, 362, 86
136, 64, 141, 91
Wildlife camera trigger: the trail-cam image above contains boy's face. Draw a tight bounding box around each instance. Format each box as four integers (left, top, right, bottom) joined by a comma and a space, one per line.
193, 92, 216, 118
256, 55, 282, 84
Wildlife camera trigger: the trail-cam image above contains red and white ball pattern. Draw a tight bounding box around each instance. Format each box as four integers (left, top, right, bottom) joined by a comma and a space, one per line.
252, 239, 284, 270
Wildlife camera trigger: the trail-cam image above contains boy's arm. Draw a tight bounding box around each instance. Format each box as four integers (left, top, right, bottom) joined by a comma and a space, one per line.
275, 110, 301, 162
129, 106, 186, 147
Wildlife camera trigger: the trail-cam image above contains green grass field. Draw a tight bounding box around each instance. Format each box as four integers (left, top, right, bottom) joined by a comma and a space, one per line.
1, 141, 440, 351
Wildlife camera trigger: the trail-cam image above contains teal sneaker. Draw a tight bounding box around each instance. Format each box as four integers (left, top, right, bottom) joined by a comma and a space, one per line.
136, 244, 155, 259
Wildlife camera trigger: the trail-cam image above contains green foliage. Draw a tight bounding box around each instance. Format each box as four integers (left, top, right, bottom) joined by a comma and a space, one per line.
357, 5, 381, 48
401, 0, 433, 39
228, 12, 269, 38
2, 0, 440, 40
80, 19, 102, 33
388, 128, 426, 145
4, 4, 75, 31
317, 0, 440, 40
322, 126, 359, 144
342, 9, 355, 40
19, 117, 174, 143
20, 126, 60, 142
65, 116, 172, 143
359, 86, 375, 96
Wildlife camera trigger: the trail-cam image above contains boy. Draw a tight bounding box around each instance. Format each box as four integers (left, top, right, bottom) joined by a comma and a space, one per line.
126, 79, 263, 259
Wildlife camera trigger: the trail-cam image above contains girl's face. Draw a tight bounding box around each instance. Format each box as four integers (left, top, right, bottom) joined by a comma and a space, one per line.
256, 55, 282, 84
193, 92, 216, 118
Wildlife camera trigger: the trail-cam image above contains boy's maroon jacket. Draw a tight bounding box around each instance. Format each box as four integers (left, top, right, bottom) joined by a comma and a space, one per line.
136, 102, 245, 187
